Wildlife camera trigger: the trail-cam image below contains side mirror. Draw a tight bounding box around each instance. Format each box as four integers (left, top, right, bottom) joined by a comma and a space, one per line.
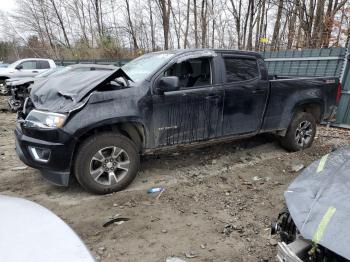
156, 76, 180, 94
15, 64, 23, 70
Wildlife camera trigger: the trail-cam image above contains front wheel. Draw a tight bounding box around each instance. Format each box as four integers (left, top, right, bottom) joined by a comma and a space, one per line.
280, 112, 316, 151
74, 132, 140, 194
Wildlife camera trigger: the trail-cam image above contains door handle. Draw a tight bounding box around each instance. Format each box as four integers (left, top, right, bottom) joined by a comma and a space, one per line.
251, 88, 265, 94
32, 71, 39, 73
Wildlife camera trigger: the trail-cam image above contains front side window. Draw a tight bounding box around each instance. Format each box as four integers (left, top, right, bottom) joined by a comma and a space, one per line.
20, 61, 37, 70
164, 58, 212, 89
224, 57, 259, 83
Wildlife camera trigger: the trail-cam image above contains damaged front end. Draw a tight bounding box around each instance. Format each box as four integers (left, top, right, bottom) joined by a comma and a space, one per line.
15, 68, 133, 186
272, 147, 350, 262
7, 79, 34, 112
29, 67, 131, 114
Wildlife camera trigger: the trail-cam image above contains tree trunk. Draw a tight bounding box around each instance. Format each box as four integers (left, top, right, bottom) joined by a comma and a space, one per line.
194, 0, 199, 48
242, 0, 250, 49
246, 0, 254, 50
200, 0, 208, 48
287, 0, 299, 49
148, 0, 156, 51
184, 0, 190, 48
322, 0, 348, 47
271, 0, 283, 51
211, 0, 215, 48
254, 0, 262, 51
311, 0, 326, 48
125, 0, 139, 50
158, 0, 171, 50
49, 0, 71, 49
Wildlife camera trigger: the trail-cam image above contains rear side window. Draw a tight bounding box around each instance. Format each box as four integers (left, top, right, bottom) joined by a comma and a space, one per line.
224, 57, 259, 82
37, 60, 50, 69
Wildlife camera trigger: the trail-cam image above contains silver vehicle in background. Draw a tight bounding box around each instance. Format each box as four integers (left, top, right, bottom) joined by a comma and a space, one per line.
0, 58, 56, 95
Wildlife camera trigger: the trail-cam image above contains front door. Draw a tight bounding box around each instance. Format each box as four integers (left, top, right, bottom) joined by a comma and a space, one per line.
221, 55, 269, 136
14, 60, 41, 78
152, 57, 224, 147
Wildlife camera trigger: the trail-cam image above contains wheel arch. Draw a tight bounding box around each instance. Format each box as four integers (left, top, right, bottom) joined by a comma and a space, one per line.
292, 100, 324, 123
73, 120, 147, 156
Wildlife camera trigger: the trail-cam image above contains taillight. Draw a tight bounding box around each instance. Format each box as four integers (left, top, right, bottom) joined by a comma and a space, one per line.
336, 82, 342, 104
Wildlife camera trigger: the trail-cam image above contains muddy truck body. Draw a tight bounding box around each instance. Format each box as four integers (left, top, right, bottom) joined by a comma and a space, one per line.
14, 49, 341, 194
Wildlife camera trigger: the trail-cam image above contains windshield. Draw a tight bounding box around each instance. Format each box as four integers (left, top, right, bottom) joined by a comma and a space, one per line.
121, 52, 175, 82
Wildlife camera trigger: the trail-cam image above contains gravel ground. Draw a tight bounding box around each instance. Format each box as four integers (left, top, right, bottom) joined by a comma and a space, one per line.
1, 96, 349, 262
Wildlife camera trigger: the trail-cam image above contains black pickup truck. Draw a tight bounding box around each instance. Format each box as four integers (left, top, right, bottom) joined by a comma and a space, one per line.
15, 49, 341, 194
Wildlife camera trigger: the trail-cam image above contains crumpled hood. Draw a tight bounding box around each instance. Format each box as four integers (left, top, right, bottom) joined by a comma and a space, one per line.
285, 146, 350, 259
30, 68, 130, 113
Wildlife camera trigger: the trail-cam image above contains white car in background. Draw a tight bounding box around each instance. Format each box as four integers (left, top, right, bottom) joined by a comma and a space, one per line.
0, 58, 56, 94
0, 195, 95, 262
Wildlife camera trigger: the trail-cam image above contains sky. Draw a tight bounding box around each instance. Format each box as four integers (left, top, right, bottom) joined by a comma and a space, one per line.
0, 0, 16, 13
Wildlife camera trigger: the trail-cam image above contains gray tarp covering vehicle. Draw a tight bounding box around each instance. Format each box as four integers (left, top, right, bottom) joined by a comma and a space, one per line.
272, 146, 350, 261
0, 195, 94, 262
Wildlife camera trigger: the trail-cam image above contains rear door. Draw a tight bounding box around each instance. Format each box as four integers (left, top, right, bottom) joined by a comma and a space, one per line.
221, 55, 269, 136
151, 56, 224, 147
36, 60, 51, 73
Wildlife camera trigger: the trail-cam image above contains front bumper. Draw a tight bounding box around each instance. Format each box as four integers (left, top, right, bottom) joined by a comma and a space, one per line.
277, 239, 311, 262
15, 123, 75, 186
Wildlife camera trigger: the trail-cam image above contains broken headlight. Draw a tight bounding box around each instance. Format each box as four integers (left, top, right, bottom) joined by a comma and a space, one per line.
25, 109, 67, 129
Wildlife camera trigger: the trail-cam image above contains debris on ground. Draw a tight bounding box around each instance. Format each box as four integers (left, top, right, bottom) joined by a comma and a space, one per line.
11, 166, 27, 171
147, 187, 165, 193
166, 257, 186, 262
223, 224, 234, 236
252, 176, 262, 181
290, 164, 305, 173
102, 217, 130, 227
184, 250, 198, 258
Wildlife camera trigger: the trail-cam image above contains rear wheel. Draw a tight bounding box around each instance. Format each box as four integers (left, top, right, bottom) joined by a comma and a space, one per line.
74, 132, 140, 194
280, 112, 316, 151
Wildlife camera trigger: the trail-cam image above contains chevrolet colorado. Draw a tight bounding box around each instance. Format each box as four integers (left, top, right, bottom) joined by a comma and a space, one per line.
15, 49, 341, 194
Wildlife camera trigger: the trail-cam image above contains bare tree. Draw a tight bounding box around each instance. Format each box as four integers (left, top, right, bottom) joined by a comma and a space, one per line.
125, 0, 139, 50
271, 0, 284, 50
157, 0, 172, 50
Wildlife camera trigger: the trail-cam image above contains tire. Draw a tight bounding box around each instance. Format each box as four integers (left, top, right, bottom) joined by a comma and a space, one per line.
74, 132, 140, 194
280, 112, 316, 152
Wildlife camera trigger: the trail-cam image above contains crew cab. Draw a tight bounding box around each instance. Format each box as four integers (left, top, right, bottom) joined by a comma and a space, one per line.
15, 49, 341, 194
0, 58, 56, 95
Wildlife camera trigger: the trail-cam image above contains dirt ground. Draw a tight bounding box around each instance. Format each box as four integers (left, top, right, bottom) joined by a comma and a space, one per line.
1, 96, 350, 262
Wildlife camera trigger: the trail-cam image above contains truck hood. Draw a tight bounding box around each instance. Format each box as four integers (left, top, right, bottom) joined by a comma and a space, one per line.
30, 68, 131, 113
0, 67, 17, 76
285, 146, 350, 259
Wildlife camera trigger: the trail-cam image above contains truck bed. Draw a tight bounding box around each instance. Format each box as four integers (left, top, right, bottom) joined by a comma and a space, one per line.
261, 76, 339, 132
